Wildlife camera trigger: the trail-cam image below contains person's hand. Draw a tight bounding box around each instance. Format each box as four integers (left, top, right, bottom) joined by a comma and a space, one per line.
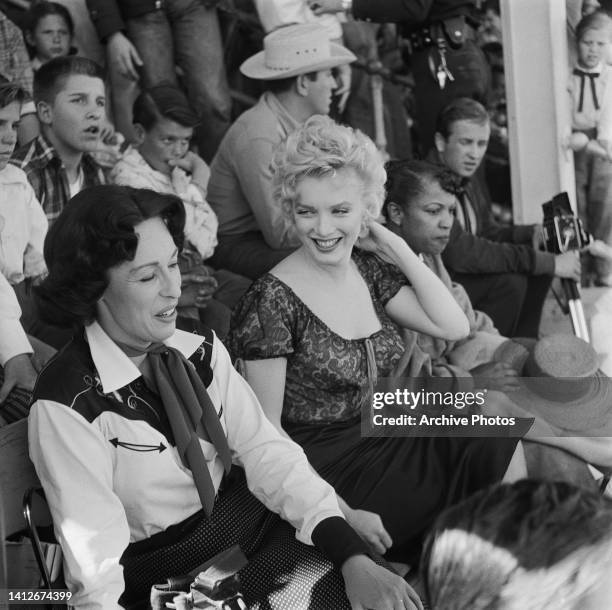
599, 138, 612, 161
99, 120, 116, 145
179, 271, 218, 309
531, 224, 545, 251
346, 508, 392, 555
334, 63, 352, 114
587, 239, 612, 261
341, 555, 423, 610
566, 132, 589, 152
0, 353, 37, 403
553, 250, 581, 282
356, 219, 413, 265
107, 32, 143, 81
308, 0, 344, 15
168, 151, 210, 187
471, 362, 520, 392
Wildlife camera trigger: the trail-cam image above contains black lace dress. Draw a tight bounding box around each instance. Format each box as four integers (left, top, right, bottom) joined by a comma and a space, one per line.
229, 250, 518, 562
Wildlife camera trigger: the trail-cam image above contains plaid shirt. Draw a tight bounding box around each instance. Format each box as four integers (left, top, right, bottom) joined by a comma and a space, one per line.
10, 134, 105, 226
0, 11, 34, 96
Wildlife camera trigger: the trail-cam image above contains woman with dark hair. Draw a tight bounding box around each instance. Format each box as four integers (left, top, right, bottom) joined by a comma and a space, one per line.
28, 185, 419, 609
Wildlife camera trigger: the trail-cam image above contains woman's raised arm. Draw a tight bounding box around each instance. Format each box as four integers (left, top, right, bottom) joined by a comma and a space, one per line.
359, 221, 470, 340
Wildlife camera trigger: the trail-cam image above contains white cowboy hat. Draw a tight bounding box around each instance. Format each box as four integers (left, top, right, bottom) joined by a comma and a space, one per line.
240, 23, 356, 81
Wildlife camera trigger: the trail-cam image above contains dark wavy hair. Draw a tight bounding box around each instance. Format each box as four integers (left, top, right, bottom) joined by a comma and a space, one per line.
382, 159, 459, 219
35, 185, 185, 329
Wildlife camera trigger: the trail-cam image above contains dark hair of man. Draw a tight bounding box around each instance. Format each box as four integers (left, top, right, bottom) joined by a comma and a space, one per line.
0, 82, 27, 109
576, 10, 612, 43
132, 84, 199, 131
382, 159, 460, 219
264, 70, 319, 95
420, 479, 612, 604
35, 185, 186, 329
25, 2, 75, 39
435, 97, 490, 140
33, 56, 104, 104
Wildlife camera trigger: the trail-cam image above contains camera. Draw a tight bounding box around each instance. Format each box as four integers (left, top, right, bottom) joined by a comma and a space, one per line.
541, 192, 590, 254
164, 545, 248, 610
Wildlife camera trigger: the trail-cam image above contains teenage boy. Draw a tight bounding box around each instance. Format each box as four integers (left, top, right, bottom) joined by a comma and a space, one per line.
1, 80, 72, 351
430, 97, 581, 338
110, 85, 251, 339
10, 55, 106, 227
0, 83, 40, 414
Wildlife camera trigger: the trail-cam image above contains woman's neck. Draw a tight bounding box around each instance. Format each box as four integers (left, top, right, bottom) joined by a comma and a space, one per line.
298, 248, 352, 284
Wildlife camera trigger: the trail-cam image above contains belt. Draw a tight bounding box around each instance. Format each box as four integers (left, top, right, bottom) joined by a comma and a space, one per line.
406, 16, 476, 52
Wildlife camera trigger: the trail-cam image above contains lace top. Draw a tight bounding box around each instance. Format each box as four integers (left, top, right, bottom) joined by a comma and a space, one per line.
229, 251, 408, 424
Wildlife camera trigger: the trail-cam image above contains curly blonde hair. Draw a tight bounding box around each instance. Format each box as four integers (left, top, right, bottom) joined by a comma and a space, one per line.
272, 115, 386, 222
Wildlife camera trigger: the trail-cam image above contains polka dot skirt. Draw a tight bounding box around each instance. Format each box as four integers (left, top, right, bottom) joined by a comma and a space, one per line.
120, 469, 352, 609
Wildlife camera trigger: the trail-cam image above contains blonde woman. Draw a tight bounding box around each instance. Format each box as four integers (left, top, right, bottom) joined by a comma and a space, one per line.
229, 115, 526, 566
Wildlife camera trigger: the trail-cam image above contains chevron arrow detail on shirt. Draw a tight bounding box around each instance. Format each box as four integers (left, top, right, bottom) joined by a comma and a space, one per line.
110, 438, 167, 453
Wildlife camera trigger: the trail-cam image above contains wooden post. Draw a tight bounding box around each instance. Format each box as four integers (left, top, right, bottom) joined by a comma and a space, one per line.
500, 0, 576, 222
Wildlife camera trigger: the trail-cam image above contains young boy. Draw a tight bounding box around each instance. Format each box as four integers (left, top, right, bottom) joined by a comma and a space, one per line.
0, 82, 52, 419
24, 2, 75, 72
0, 82, 47, 287
568, 10, 612, 286
10, 55, 106, 227
110, 85, 250, 339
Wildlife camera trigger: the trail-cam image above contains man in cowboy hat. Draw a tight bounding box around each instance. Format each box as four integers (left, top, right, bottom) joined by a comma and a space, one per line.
207, 23, 356, 280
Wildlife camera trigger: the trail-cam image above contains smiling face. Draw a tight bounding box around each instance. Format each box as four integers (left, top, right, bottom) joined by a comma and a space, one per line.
0, 101, 20, 171
390, 179, 456, 256
436, 119, 490, 178
29, 14, 72, 63
577, 27, 610, 70
96, 216, 182, 351
38, 74, 106, 155
292, 168, 366, 267
137, 117, 193, 175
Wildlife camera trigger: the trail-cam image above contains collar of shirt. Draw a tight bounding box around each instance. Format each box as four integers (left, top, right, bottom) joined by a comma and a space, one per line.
574, 61, 604, 74
0, 163, 27, 185
262, 91, 301, 136
85, 320, 206, 393
28, 132, 102, 176
25, 134, 62, 171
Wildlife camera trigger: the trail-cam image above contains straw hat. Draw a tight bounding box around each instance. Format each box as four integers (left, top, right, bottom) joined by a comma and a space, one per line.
494, 334, 612, 433
240, 23, 356, 81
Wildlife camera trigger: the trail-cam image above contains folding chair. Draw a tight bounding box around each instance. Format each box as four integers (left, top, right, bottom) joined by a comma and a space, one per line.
0, 420, 62, 591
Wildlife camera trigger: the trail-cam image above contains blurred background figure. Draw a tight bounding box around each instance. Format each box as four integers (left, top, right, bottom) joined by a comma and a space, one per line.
421, 479, 612, 610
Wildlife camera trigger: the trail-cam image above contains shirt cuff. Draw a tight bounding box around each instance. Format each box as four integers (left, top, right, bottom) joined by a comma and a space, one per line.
311, 516, 370, 568
533, 251, 556, 276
